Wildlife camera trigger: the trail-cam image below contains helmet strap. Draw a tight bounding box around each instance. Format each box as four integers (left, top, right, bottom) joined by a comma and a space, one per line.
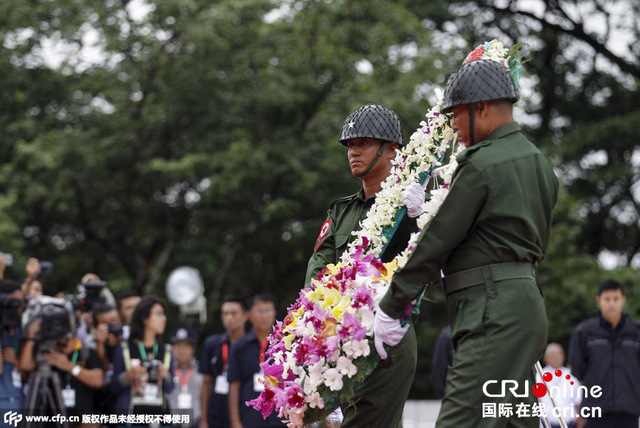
356, 141, 390, 178
468, 104, 476, 146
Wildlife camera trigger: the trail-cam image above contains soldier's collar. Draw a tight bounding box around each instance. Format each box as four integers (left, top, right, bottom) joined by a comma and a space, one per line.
457, 122, 522, 162
482, 122, 522, 142
355, 187, 367, 202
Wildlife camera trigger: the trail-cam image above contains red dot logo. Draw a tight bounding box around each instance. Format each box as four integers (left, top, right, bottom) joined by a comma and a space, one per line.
555, 369, 562, 377
543, 372, 553, 382
532, 383, 547, 398
565, 374, 571, 380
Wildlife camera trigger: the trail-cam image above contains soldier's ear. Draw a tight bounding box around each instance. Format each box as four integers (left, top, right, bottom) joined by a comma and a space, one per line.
475, 101, 490, 118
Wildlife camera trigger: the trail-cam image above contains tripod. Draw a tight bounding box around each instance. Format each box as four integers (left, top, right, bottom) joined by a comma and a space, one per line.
24, 348, 70, 428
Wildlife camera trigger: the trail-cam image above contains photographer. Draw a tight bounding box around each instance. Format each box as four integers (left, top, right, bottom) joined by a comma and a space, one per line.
110, 296, 175, 421
75, 274, 116, 348
117, 290, 141, 340
19, 297, 104, 426
0, 279, 25, 421
93, 303, 123, 371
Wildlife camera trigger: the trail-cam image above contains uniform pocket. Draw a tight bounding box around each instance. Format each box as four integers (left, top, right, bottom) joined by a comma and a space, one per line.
448, 289, 487, 349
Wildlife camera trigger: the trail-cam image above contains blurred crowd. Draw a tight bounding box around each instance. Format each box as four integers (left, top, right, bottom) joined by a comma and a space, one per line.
0, 254, 289, 428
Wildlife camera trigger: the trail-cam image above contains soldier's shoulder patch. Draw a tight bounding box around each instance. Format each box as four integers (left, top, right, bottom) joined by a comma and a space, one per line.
313, 219, 332, 252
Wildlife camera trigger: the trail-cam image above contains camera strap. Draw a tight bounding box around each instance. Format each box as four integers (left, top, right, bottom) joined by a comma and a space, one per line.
138, 342, 158, 361
122, 342, 131, 370
163, 344, 171, 369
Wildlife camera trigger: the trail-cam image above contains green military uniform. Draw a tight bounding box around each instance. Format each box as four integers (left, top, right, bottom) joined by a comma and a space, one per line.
380, 123, 559, 427
306, 187, 418, 428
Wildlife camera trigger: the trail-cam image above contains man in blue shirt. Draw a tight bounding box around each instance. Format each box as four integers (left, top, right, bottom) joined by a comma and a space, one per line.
200, 296, 248, 428
227, 293, 284, 428
0, 280, 24, 427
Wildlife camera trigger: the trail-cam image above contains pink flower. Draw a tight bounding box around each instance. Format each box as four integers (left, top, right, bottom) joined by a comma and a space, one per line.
247, 386, 276, 419
352, 284, 374, 309
338, 312, 366, 341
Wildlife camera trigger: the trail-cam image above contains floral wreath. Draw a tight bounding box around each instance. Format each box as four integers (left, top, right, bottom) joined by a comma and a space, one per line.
249, 40, 524, 427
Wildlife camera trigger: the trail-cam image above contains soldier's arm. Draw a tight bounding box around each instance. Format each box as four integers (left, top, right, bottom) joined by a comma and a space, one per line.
304, 209, 337, 284
380, 161, 489, 318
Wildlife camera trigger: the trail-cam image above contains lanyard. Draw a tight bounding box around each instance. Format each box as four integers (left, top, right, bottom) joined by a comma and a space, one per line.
259, 339, 268, 365
176, 367, 193, 388
222, 342, 228, 368
138, 342, 158, 361
66, 351, 79, 385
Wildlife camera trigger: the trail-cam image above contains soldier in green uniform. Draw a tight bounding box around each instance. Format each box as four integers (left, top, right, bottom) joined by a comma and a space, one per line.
375, 59, 559, 427
306, 104, 423, 427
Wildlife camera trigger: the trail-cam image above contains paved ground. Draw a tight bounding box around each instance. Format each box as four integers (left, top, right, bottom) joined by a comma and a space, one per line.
402, 401, 441, 428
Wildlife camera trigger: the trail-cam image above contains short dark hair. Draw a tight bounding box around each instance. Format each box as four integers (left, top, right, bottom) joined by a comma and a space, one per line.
117, 290, 141, 308
223, 295, 248, 311
130, 295, 167, 342
249, 292, 277, 309
598, 279, 624, 296
93, 303, 118, 325
0, 279, 21, 295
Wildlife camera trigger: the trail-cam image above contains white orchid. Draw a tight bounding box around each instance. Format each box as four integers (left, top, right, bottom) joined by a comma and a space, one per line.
336, 356, 358, 378
323, 368, 344, 391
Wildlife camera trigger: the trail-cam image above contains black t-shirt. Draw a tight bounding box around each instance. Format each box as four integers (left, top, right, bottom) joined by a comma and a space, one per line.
52, 347, 103, 418
124, 338, 173, 415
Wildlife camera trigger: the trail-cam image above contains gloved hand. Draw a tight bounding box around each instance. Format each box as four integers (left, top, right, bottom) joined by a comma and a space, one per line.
373, 308, 410, 360
403, 182, 426, 218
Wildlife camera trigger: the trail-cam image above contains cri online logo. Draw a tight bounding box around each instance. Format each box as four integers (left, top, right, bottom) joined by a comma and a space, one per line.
3, 411, 23, 428
483, 369, 603, 399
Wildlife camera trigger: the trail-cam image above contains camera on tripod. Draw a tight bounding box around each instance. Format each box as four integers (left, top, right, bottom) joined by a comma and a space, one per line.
22, 296, 75, 350
21, 296, 76, 428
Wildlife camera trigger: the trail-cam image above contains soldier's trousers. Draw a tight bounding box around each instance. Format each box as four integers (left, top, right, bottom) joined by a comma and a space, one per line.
341, 320, 417, 428
437, 278, 548, 428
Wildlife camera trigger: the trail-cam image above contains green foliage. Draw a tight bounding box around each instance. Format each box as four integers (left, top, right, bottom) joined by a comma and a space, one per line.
0, 0, 637, 400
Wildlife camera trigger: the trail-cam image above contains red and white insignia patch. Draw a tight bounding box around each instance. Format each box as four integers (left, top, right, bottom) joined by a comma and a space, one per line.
313, 219, 332, 252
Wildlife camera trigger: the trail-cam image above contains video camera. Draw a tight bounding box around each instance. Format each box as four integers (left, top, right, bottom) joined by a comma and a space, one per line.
0, 294, 22, 331
75, 280, 108, 313
22, 296, 75, 351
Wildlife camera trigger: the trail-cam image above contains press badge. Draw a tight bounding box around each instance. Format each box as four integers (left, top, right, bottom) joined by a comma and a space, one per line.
62, 387, 76, 408
177, 388, 192, 409
144, 383, 161, 405
214, 372, 229, 394
11, 369, 22, 388
253, 371, 265, 392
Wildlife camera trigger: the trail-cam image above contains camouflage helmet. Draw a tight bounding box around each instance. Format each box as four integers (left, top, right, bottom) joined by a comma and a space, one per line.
338, 104, 404, 146
442, 59, 518, 113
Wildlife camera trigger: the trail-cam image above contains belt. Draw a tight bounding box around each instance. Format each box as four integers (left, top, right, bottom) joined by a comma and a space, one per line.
444, 262, 536, 295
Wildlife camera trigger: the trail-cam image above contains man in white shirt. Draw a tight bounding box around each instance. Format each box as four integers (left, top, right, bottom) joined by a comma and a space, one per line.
536, 343, 582, 428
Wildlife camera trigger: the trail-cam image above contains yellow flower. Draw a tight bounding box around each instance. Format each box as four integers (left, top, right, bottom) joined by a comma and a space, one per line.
372, 259, 399, 281
331, 296, 351, 320
264, 375, 279, 388
321, 318, 338, 337
283, 333, 296, 351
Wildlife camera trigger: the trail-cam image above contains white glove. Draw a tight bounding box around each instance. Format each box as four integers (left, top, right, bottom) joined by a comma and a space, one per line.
373, 308, 410, 360
403, 182, 426, 218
